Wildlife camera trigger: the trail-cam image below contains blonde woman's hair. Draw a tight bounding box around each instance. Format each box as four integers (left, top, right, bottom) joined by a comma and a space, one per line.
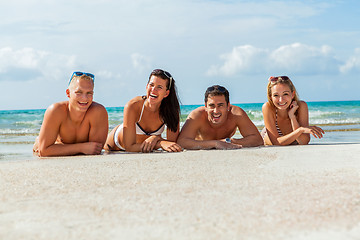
267, 76, 299, 108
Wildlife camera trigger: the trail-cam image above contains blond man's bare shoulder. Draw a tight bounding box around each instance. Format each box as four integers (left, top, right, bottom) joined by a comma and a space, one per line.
45, 101, 68, 116
86, 101, 107, 117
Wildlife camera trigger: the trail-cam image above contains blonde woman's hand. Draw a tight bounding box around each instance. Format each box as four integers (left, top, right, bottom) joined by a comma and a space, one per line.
288, 101, 299, 119
160, 141, 183, 152
141, 135, 160, 152
301, 126, 325, 139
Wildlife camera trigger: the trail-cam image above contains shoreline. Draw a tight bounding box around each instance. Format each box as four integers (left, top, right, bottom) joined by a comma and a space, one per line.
1, 144, 360, 239
2, 129, 360, 162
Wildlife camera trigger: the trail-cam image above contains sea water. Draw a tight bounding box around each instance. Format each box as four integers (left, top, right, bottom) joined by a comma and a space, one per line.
1, 101, 360, 160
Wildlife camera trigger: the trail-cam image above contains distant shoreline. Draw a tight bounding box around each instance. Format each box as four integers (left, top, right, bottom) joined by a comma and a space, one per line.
1, 99, 359, 112
1, 100, 360, 161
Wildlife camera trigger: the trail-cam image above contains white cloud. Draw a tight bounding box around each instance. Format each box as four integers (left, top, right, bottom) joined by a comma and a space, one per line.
1, 0, 359, 109
270, 43, 338, 73
0, 47, 46, 71
0, 47, 76, 81
207, 45, 268, 76
340, 48, 360, 73
131, 53, 151, 72
207, 43, 341, 76
96, 70, 116, 79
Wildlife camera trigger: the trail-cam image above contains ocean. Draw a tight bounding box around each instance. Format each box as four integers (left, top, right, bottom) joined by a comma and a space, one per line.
1, 100, 360, 160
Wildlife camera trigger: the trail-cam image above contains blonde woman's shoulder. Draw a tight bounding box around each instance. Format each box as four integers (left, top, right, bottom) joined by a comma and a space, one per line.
262, 102, 273, 111
298, 100, 308, 108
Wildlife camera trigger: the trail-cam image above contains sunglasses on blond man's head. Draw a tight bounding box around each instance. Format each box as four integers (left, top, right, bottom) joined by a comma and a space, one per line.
69, 71, 95, 85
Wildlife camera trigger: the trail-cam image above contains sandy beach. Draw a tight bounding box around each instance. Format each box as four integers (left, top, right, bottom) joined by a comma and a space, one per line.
1, 144, 360, 240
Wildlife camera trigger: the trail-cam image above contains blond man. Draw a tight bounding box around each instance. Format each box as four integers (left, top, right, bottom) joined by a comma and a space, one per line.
33, 72, 108, 157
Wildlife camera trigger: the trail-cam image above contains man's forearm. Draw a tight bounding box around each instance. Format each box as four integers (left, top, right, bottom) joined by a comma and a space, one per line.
231, 134, 263, 147
177, 138, 217, 150
38, 142, 103, 157
38, 143, 85, 157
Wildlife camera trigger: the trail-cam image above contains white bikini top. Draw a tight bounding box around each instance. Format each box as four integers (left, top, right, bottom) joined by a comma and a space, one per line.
135, 99, 165, 136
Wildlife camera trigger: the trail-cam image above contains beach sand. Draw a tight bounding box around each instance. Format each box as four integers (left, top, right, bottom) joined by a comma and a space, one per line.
1, 144, 360, 240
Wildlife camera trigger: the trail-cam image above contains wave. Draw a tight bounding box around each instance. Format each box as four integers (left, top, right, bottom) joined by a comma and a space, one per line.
14, 120, 42, 128
245, 110, 263, 120
0, 128, 38, 135
310, 118, 360, 125
325, 128, 360, 132
309, 110, 345, 118
0, 141, 35, 144
2, 101, 360, 142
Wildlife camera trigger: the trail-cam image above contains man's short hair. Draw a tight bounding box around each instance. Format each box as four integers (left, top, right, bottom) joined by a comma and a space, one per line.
204, 85, 229, 103
68, 74, 94, 89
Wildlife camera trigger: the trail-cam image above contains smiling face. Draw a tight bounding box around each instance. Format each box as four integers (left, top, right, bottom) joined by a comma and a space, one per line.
146, 75, 170, 105
66, 77, 94, 112
270, 83, 295, 110
205, 95, 230, 126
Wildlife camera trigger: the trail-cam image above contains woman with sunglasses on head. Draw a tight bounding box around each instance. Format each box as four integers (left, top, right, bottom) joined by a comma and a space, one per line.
105, 69, 182, 152
262, 76, 324, 146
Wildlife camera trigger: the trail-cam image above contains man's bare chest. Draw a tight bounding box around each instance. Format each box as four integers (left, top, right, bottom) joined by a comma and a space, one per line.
58, 121, 91, 144
197, 123, 237, 140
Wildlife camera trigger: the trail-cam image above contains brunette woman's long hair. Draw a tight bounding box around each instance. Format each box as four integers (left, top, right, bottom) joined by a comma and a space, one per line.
148, 69, 180, 132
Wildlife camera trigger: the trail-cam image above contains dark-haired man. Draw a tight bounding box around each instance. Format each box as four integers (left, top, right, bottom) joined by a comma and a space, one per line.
177, 85, 262, 150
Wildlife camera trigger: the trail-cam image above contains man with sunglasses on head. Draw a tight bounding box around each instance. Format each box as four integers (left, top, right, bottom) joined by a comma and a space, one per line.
177, 85, 263, 150
33, 71, 108, 157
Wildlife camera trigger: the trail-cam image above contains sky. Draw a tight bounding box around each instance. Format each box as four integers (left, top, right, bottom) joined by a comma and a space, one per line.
0, 0, 359, 110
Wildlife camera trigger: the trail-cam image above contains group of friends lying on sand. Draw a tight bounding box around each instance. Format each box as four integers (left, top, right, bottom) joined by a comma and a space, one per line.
33, 69, 324, 157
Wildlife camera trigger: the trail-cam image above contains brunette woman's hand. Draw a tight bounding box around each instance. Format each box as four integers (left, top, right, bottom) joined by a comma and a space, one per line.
141, 135, 160, 152
160, 141, 183, 152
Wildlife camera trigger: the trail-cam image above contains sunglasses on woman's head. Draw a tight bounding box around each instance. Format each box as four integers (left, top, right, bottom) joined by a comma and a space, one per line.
69, 71, 95, 85
268, 76, 289, 83
152, 69, 173, 89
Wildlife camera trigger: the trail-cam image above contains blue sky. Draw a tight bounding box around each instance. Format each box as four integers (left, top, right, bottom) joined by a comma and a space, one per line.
0, 0, 359, 110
